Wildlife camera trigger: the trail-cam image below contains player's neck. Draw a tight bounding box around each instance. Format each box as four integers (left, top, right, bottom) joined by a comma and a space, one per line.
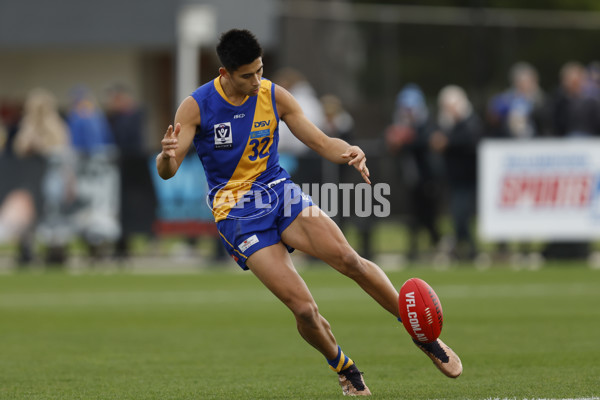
219, 76, 247, 106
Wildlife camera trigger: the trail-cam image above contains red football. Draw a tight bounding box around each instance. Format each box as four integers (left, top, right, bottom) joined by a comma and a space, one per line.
398, 278, 443, 343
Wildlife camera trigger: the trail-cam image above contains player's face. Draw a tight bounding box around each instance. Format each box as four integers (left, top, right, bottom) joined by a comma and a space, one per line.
229, 58, 264, 97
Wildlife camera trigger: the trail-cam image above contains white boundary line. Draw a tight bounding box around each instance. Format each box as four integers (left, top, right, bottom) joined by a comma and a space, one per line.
480, 398, 599, 400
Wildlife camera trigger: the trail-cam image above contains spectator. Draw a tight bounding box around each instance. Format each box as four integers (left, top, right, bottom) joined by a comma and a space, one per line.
430, 85, 482, 261
543, 62, 600, 260
0, 100, 23, 156
68, 86, 114, 154
273, 68, 325, 183
106, 84, 145, 156
585, 61, 600, 99
51, 86, 120, 263
385, 84, 442, 261
320, 94, 370, 255
487, 62, 546, 139
0, 189, 36, 246
105, 84, 156, 262
486, 63, 546, 260
550, 61, 600, 138
320, 94, 354, 142
5, 89, 70, 265
13, 88, 69, 157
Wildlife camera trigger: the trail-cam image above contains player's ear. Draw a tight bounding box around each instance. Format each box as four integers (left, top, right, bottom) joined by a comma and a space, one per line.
219, 67, 229, 79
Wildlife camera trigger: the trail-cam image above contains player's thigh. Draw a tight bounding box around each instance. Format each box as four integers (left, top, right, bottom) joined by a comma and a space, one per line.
246, 242, 316, 310
281, 206, 356, 264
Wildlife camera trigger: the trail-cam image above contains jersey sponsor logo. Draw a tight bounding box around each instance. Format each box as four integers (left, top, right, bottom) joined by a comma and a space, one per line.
233, 113, 245, 119
214, 122, 233, 149
254, 120, 271, 128
250, 129, 270, 139
238, 234, 259, 252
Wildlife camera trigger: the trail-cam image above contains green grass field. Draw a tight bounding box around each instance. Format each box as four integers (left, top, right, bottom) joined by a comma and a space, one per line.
0, 265, 599, 399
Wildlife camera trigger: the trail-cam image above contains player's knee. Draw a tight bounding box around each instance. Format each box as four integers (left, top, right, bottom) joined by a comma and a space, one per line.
293, 301, 320, 326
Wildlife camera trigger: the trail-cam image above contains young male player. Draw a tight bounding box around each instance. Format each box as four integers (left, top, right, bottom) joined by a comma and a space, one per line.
157, 29, 462, 396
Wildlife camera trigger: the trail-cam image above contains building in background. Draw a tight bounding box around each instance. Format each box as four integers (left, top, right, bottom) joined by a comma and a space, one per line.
0, 0, 279, 148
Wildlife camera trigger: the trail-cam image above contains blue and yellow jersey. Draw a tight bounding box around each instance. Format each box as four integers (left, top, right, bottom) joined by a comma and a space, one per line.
191, 77, 290, 222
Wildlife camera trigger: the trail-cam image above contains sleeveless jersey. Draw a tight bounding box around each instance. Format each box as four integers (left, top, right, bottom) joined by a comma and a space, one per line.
191, 77, 290, 222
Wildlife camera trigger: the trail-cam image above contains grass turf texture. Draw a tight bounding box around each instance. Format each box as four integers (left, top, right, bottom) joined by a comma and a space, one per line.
0, 266, 598, 399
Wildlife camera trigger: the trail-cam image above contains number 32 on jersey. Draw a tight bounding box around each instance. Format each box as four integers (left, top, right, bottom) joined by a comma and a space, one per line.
248, 128, 271, 161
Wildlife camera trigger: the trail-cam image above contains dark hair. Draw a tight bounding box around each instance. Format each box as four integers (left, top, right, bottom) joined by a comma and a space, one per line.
216, 29, 263, 72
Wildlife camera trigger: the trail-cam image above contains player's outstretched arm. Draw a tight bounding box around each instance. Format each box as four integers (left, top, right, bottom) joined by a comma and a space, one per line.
275, 85, 371, 184
156, 96, 200, 180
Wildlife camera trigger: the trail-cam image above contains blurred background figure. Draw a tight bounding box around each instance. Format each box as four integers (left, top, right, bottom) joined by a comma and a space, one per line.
0, 100, 24, 157
584, 61, 600, 98
40, 86, 120, 263
320, 94, 354, 142
487, 62, 546, 139
430, 85, 482, 261
13, 88, 69, 158
68, 86, 114, 154
273, 67, 326, 183
4, 88, 70, 265
543, 62, 600, 260
485, 63, 546, 260
105, 83, 156, 263
0, 190, 36, 262
385, 84, 442, 262
106, 83, 145, 157
550, 61, 600, 138
320, 93, 354, 192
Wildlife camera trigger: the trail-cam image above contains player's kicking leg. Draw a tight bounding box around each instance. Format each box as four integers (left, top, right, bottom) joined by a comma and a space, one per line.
246, 242, 371, 396
282, 206, 463, 379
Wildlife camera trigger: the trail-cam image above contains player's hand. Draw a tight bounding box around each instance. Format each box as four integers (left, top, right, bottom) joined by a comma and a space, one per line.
160, 123, 181, 159
341, 146, 371, 185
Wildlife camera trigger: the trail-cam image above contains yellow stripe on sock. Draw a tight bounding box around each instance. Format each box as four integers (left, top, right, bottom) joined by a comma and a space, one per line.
329, 351, 355, 373
335, 351, 346, 372
343, 358, 354, 370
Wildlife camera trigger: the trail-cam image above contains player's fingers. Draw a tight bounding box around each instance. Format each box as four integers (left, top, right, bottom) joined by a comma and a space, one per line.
341, 147, 360, 160
161, 137, 178, 145
164, 125, 173, 138
161, 137, 178, 151
348, 154, 366, 167
360, 167, 371, 185
173, 122, 182, 137
359, 157, 367, 170
347, 153, 360, 166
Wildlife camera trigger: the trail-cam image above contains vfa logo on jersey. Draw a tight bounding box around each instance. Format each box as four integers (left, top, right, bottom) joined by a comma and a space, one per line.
214, 122, 233, 149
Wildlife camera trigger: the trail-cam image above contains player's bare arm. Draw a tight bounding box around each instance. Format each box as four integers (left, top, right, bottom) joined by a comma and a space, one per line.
275, 84, 371, 184
156, 96, 200, 180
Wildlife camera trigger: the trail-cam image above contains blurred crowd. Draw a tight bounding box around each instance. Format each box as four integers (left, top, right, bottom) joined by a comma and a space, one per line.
1, 59, 599, 268
0, 84, 155, 266
385, 60, 600, 263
